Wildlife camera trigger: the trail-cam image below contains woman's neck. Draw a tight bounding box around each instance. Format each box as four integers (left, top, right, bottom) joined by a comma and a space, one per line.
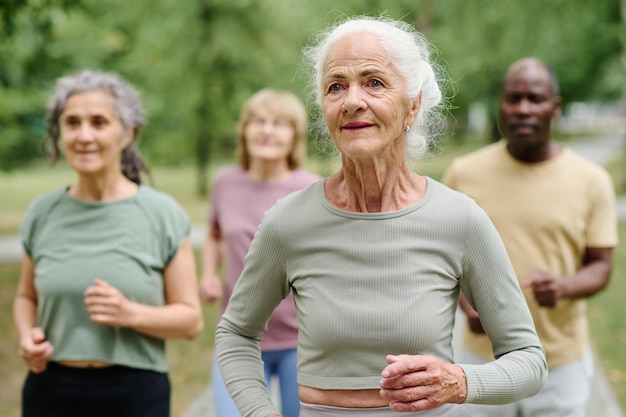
247, 159, 292, 182
69, 174, 137, 202
325, 156, 426, 213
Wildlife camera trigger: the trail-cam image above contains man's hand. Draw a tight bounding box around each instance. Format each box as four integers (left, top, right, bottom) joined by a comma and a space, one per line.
524, 270, 562, 307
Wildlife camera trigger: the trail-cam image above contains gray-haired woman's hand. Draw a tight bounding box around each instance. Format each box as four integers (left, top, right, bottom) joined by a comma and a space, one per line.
19, 327, 54, 374
84, 278, 138, 327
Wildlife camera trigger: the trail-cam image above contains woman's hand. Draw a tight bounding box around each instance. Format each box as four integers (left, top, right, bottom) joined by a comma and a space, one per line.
84, 279, 138, 327
379, 354, 467, 412
18, 327, 54, 374
200, 274, 223, 304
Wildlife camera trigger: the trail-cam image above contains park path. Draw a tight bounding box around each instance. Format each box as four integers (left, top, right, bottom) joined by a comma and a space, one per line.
0, 134, 624, 416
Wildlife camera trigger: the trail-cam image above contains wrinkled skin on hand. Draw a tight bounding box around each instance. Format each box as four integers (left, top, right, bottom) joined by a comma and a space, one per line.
19, 327, 54, 374
524, 270, 561, 307
84, 279, 138, 327
379, 354, 467, 412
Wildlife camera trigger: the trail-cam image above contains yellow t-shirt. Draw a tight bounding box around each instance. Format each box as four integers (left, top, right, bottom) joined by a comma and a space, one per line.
443, 139, 618, 368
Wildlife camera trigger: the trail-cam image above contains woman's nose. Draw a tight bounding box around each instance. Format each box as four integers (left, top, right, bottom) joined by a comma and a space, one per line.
76, 123, 95, 141
341, 86, 366, 113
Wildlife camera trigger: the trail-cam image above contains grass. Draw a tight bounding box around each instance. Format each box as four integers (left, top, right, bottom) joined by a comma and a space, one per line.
1, 134, 624, 415
588, 223, 626, 410
606, 151, 626, 196
166, 252, 219, 417
0, 262, 23, 417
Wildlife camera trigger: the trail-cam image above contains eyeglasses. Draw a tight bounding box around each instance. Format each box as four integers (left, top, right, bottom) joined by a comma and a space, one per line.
248, 117, 293, 130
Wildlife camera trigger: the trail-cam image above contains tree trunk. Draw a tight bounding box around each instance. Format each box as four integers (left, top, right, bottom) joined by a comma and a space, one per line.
622, 0, 626, 189
195, 0, 212, 197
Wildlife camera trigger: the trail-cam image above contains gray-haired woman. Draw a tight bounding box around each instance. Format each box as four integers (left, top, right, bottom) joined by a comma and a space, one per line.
215, 15, 547, 417
13, 69, 203, 417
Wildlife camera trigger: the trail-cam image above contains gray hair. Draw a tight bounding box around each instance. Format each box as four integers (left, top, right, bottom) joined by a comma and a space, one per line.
303, 15, 446, 161
43, 69, 150, 184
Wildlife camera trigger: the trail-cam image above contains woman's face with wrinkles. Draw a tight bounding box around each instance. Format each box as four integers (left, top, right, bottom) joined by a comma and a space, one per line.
321, 31, 419, 160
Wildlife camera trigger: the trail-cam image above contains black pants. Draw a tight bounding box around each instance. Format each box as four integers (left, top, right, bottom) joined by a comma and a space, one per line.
22, 362, 170, 417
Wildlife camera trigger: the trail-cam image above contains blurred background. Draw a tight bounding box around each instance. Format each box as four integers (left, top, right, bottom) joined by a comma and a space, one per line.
1, 0, 624, 194
0, 1, 624, 416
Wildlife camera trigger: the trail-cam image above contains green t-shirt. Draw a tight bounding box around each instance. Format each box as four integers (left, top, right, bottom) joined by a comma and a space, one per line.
20, 185, 190, 373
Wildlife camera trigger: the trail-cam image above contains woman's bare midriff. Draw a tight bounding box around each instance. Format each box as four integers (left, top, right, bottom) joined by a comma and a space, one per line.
56, 360, 114, 368
299, 386, 390, 408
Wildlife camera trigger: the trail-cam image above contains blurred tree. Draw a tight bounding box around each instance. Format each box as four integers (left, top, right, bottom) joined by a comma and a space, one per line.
619, 0, 626, 190
0, 0, 27, 36
0, 0, 84, 171
425, 0, 623, 140
0, 0, 623, 188
190, 0, 312, 195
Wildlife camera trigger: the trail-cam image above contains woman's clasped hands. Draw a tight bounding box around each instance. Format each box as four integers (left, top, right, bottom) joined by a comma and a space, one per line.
379, 354, 467, 412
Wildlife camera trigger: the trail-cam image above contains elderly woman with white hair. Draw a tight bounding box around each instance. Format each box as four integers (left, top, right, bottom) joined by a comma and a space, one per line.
215, 15, 547, 417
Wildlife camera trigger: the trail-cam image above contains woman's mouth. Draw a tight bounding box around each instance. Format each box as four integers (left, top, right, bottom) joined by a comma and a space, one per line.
342, 122, 372, 130
75, 150, 98, 157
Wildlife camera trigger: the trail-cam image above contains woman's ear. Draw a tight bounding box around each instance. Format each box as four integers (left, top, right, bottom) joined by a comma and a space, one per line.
406, 93, 422, 127
120, 127, 137, 149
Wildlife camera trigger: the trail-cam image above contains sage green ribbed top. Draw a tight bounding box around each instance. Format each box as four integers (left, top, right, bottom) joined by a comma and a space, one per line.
216, 178, 546, 417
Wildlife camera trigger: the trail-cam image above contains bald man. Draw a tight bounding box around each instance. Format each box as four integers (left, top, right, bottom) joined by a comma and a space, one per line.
443, 58, 618, 417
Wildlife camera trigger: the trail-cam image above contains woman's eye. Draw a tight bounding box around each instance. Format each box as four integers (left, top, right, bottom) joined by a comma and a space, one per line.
328, 83, 342, 92
92, 117, 107, 128
63, 118, 79, 128
369, 79, 383, 88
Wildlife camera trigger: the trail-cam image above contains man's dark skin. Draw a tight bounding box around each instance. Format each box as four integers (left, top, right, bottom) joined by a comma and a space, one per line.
460, 58, 613, 334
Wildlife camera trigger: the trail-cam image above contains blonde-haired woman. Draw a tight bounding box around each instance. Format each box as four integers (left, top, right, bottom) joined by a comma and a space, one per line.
201, 88, 320, 417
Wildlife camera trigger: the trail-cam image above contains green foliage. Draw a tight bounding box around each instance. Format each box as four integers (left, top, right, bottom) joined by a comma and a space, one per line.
0, 0, 623, 184
0, 0, 84, 171
424, 0, 623, 135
